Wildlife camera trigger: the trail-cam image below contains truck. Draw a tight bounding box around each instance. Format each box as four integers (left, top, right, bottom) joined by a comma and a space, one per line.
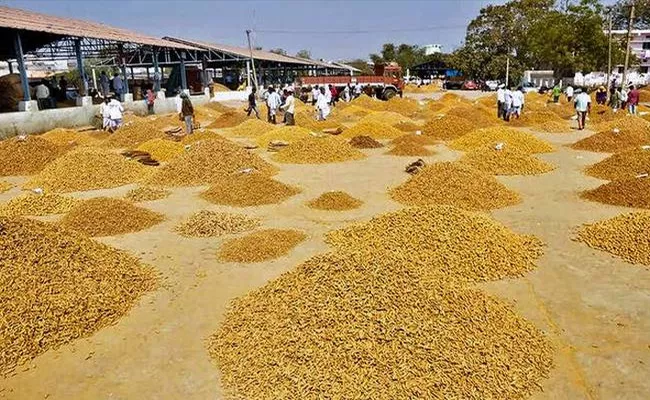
298, 62, 404, 100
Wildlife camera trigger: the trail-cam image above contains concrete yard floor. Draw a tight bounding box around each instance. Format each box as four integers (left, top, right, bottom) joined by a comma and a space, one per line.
1, 102, 649, 399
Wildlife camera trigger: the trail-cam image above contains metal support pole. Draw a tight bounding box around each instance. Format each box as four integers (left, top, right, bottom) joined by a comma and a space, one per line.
153, 47, 161, 92
621, 1, 636, 88
74, 38, 88, 95
505, 56, 510, 87
118, 44, 129, 95
246, 61, 251, 87
246, 29, 259, 93
13, 32, 31, 101
180, 51, 188, 90
606, 12, 612, 100
8, 61, 13, 75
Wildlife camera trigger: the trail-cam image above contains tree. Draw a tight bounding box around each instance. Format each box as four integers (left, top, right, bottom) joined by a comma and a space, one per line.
450, 0, 627, 81
269, 48, 287, 55
342, 59, 374, 75
369, 43, 427, 69
612, 0, 650, 29
296, 49, 311, 59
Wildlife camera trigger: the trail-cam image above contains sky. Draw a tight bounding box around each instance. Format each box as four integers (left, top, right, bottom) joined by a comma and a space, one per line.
1, 0, 511, 61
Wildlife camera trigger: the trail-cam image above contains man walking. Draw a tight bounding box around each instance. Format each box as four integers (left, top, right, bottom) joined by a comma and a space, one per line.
574, 88, 591, 130
246, 87, 260, 119
552, 82, 562, 103
496, 84, 506, 119
266, 86, 282, 124
311, 85, 320, 106
281, 88, 295, 125
565, 84, 574, 102
99, 71, 110, 98
511, 86, 524, 119
316, 86, 330, 120
112, 73, 124, 101
503, 86, 513, 122
627, 84, 639, 115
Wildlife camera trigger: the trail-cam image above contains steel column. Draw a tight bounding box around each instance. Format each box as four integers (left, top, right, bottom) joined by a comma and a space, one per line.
13, 32, 31, 101
153, 47, 161, 92
118, 43, 129, 95
8, 62, 13, 74
74, 38, 88, 95
180, 51, 188, 90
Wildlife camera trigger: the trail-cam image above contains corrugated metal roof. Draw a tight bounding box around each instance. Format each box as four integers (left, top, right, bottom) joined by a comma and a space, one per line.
164, 37, 309, 65
165, 37, 344, 69
0, 6, 199, 50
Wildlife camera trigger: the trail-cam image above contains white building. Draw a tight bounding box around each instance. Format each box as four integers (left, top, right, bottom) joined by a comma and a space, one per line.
423, 44, 443, 56
0, 57, 69, 79
610, 29, 650, 73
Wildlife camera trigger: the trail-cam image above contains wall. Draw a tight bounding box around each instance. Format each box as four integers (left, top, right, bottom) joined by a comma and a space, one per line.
0, 93, 212, 139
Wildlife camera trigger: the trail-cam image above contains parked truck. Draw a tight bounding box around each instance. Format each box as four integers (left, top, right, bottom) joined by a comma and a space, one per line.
298, 62, 404, 100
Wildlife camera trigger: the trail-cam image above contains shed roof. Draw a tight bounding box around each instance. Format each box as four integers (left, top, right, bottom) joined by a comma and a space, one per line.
164, 37, 343, 69
0, 5, 199, 58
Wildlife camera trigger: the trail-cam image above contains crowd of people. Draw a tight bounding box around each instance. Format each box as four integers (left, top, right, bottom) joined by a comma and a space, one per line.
248, 82, 376, 125
496, 80, 643, 131
495, 84, 526, 122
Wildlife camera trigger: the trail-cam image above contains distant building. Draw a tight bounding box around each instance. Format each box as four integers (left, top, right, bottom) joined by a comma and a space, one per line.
423, 44, 443, 56
609, 29, 650, 73
0, 57, 69, 79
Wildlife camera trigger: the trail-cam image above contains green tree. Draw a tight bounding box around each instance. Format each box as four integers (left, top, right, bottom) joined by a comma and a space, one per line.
269, 48, 287, 55
343, 59, 374, 75
450, 0, 627, 81
369, 43, 427, 69
296, 49, 311, 59
612, 0, 650, 29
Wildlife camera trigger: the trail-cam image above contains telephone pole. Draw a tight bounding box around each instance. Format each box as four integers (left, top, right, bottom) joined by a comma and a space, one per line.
621, 1, 636, 88
246, 29, 259, 94
606, 12, 612, 100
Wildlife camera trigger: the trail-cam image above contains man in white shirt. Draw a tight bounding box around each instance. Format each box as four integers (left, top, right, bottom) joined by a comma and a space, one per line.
324, 86, 332, 104
503, 86, 513, 122
496, 84, 506, 119
354, 83, 362, 98
99, 97, 111, 130
311, 85, 320, 106
105, 97, 124, 132
511, 86, 524, 119
316, 86, 330, 120
565, 85, 574, 102
266, 86, 282, 124
280, 88, 295, 125
35, 80, 50, 110
573, 88, 591, 130
343, 85, 351, 102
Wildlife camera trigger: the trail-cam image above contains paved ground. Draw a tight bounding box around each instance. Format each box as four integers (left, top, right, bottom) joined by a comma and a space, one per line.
0, 94, 649, 399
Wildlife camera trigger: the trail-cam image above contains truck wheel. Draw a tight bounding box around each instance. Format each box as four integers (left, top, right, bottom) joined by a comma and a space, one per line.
383, 88, 397, 100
